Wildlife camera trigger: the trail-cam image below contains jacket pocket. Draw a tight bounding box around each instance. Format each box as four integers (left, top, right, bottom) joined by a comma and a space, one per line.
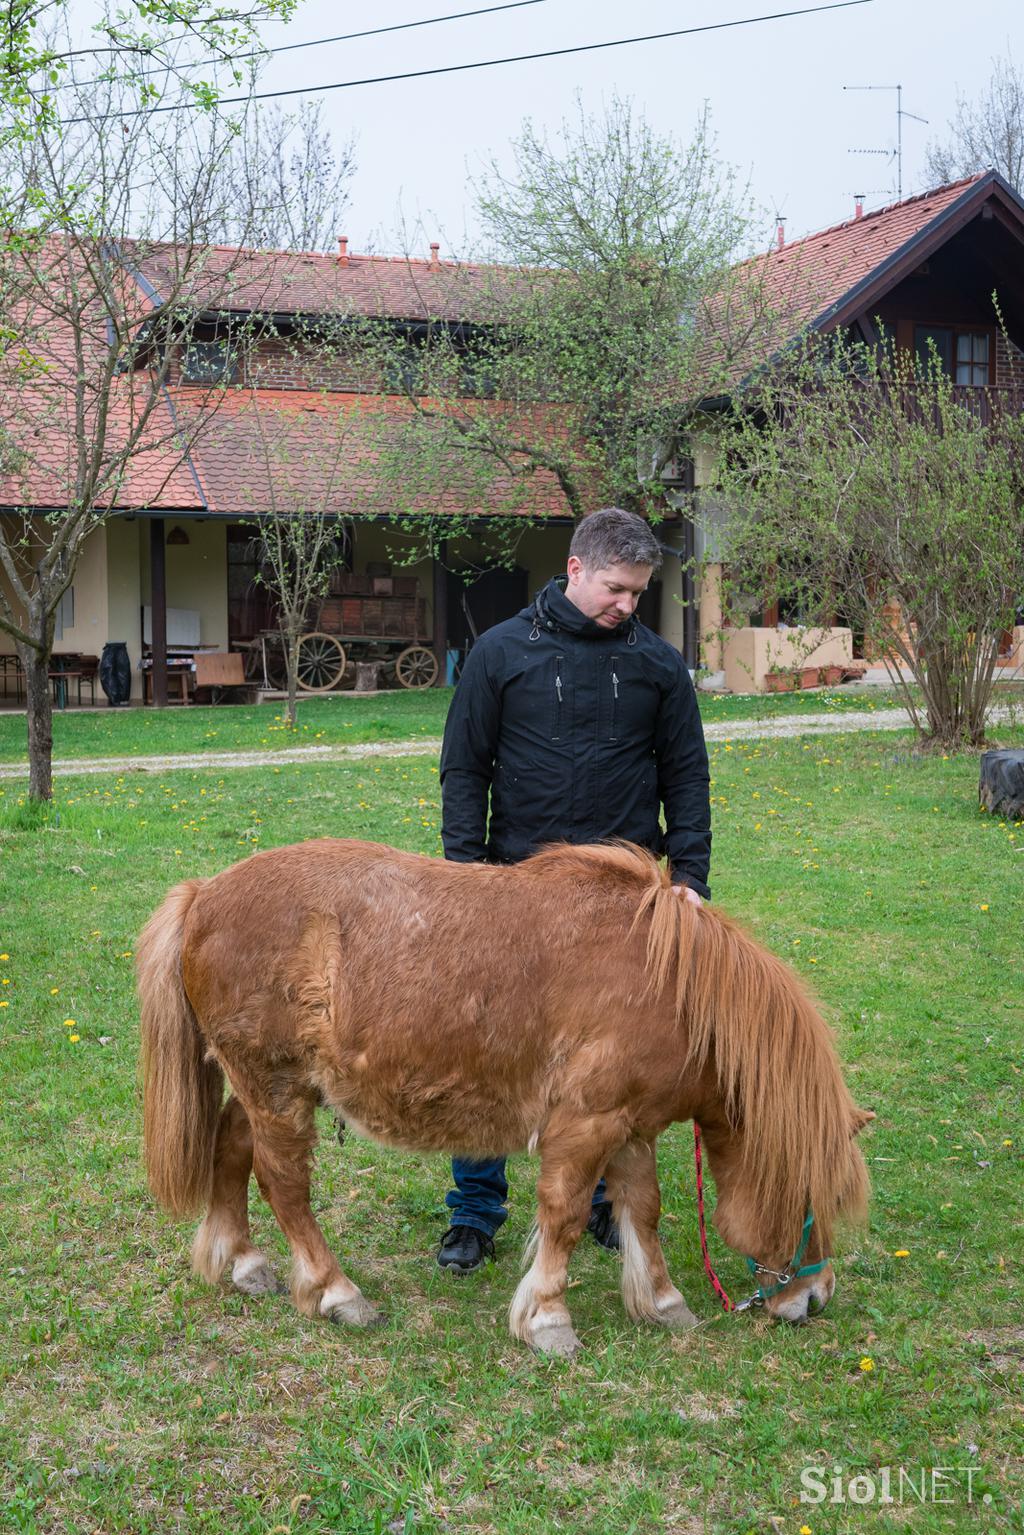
550, 653, 565, 741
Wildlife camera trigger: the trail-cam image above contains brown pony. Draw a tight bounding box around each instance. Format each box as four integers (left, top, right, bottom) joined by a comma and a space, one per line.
137, 839, 871, 1357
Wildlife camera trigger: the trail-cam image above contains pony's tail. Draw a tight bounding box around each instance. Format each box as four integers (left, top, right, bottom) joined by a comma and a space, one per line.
137, 879, 222, 1217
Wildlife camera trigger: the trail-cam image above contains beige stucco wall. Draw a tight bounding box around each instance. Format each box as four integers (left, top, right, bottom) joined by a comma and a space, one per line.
137, 519, 229, 649
0, 517, 108, 658
54, 523, 108, 657
722, 626, 853, 693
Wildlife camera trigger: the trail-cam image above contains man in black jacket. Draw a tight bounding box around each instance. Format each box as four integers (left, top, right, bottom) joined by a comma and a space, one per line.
436, 507, 711, 1272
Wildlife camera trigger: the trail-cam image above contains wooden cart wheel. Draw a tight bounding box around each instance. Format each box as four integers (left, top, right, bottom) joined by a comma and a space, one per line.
394, 644, 439, 690
296, 632, 346, 692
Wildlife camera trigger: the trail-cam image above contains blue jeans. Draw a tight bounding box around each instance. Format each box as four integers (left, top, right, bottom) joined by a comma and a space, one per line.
446, 1157, 608, 1238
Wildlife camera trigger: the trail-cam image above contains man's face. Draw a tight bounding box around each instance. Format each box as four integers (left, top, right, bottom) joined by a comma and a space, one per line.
564, 557, 653, 628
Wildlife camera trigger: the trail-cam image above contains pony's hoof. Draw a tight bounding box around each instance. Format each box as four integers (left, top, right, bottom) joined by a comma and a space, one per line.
656, 1299, 699, 1331
231, 1254, 282, 1297
324, 1293, 385, 1329
529, 1323, 581, 1359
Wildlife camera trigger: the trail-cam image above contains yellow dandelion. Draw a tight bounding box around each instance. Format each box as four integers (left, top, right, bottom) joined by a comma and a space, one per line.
50, 987, 59, 995
980, 903, 989, 912
0, 1000, 8, 1008
63, 1018, 76, 1028
0, 953, 8, 960
859, 1357, 874, 1372
69, 1033, 80, 1043
1003, 1139, 1013, 1147
801, 1527, 812, 1535
893, 1249, 910, 1258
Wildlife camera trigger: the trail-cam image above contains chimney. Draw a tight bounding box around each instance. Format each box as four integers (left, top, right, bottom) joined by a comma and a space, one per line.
775, 218, 786, 251
854, 195, 864, 220
337, 235, 349, 266
429, 241, 441, 271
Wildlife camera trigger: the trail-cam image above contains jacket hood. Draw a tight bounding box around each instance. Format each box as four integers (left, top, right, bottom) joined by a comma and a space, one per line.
519, 576, 638, 641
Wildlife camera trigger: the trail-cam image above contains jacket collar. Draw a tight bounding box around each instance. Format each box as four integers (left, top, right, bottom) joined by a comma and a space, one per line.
527, 576, 637, 641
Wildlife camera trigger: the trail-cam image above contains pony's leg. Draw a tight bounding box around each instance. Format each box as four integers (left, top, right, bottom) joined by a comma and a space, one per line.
247, 1097, 382, 1330
604, 1140, 697, 1331
191, 1096, 282, 1297
510, 1109, 627, 1358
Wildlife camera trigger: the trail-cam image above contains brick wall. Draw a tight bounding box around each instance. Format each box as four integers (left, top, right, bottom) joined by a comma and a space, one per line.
247, 338, 373, 392
994, 330, 1024, 386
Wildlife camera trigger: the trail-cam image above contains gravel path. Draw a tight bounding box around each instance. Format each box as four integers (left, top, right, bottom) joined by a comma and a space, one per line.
0, 702, 1017, 782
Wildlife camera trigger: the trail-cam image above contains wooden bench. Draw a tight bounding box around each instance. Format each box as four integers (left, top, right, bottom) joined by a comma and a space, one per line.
194, 651, 251, 704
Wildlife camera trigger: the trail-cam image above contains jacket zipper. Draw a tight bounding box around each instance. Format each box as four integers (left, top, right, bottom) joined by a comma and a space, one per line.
609, 655, 619, 740
552, 654, 564, 740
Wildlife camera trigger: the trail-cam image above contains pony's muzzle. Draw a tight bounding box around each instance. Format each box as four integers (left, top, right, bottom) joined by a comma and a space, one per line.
763, 1264, 836, 1324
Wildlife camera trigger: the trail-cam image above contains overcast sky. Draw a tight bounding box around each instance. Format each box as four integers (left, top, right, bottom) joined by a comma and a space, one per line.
185, 0, 1021, 256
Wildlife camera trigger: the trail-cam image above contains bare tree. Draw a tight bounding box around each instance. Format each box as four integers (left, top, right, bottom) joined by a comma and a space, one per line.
0, 69, 277, 800
205, 102, 356, 253
1, 1, 295, 158
363, 98, 776, 566
220, 381, 358, 724
709, 334, 1024, 751
925, 55, 1024, 192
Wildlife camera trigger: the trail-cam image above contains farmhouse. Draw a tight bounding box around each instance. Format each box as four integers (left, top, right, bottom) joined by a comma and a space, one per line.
2, 168, 1024, 702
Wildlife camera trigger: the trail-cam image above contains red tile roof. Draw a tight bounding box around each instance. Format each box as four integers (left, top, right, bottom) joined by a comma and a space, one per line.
4, 176, 1013, 519
698, 173, 994, 390
130, 242, 520, 324
173, 388, 572, 520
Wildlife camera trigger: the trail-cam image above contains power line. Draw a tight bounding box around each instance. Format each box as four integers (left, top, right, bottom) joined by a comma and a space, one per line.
61, 0, 875, 124
72, 0, 550, 87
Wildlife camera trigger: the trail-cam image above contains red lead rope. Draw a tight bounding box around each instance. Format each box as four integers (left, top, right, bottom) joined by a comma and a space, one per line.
693, 1121, 737, 1312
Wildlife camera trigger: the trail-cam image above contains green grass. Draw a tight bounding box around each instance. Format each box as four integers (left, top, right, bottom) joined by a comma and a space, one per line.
0, 681, 1000, 766
1, 730, 1022, 1532
0, 689, 452, 764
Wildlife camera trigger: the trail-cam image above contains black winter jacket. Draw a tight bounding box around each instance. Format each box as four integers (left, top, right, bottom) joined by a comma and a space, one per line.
439, 577, 711, 897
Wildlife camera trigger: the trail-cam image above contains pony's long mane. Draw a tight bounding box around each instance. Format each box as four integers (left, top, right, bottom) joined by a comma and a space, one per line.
527, 842, 868, 1255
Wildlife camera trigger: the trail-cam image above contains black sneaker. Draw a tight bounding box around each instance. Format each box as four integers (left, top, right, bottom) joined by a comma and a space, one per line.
586, 1202, 621, 1252
436, 1225, 496, 1274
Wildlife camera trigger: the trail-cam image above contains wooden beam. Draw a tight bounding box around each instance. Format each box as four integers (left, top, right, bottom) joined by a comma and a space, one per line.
432, 537, 448, 686
853, 313, 881, 347
680, 457, 698, 669
150, 518, 168, 708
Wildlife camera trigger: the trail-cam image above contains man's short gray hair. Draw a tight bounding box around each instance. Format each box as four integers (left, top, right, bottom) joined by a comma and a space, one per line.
569, 508, 663, 573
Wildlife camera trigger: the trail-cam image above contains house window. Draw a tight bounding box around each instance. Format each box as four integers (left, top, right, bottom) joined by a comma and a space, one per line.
955, 331, 990, 386
181, 340, 239, 385
384, 348, 422, 395
913, 325, 992, 386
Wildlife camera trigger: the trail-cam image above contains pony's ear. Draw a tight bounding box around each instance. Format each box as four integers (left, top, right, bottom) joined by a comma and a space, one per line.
850, 1105, 876, 1137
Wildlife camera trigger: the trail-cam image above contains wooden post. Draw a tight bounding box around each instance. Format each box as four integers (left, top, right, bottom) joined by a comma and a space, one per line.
432, 536, 448, 686
150, 517, 168, 708
680, 457, 698, 669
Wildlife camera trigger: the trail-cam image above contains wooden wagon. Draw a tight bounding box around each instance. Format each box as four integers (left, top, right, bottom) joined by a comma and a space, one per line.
244, 571, 438, 692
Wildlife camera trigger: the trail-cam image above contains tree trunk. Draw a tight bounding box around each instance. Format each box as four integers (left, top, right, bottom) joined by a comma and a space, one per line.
285, 631, 299, 727
979, 750, 1024, 818
18, 637, 54, 802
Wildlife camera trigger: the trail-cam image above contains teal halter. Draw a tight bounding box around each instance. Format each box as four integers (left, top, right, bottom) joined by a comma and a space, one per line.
740, 1210, 829, 1307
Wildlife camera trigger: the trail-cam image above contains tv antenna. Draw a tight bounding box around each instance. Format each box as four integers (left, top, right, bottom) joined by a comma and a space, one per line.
843, 83, 928, 201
